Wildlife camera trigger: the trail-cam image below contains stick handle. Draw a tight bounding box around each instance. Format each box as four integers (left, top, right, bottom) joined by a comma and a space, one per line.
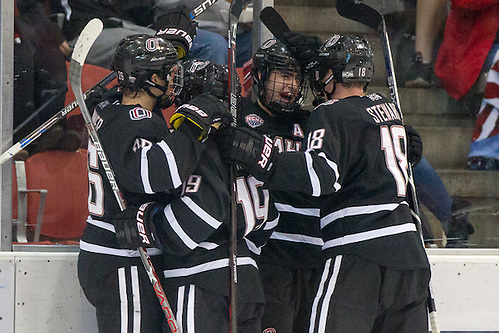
0, 71, 116, 165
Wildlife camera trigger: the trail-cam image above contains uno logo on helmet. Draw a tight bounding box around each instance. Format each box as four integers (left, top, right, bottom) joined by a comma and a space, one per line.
261, 39, 277, 49
324, 35, 341, 48
145, 38, 160, 52
130, 107, 153, 120
245, 114, 264, 128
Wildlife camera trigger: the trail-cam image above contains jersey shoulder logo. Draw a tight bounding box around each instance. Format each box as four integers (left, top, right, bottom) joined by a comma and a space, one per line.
245, 114, 264, 128
323, 99, 340, 106
129, 107, 153, 121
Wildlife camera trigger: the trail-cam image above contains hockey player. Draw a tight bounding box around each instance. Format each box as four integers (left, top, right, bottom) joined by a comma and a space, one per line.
216, 34, 431, 332
77, 34, 232, 332
238, 39, 323, 333
108, 55, 279, 332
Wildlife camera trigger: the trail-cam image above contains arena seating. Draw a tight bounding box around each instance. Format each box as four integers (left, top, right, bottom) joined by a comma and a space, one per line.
12, 149, 88, 243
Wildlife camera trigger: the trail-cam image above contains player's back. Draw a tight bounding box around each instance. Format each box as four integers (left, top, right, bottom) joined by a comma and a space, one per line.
310, 93, 429, 270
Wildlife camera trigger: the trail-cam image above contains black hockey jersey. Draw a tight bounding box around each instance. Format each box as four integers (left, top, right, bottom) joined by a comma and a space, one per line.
154, 137, 274, 304
238, 98, 323, 269
82, 97, 275, 303
81, 99, 206, 258
266, 93, 429, 270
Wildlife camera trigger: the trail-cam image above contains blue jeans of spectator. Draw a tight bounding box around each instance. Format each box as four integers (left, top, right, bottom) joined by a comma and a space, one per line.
189, 29, 228, 65
413, 156, 453, 222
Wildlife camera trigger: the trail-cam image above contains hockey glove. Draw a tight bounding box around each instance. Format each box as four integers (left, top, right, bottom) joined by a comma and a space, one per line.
443, 199, 475, 248
282, 31, 322, 71
215, 127, 277, 182
405, 125, 423, 166
154, 4, 197, 59
170, 93, 232, 142
114, 202, 164, 250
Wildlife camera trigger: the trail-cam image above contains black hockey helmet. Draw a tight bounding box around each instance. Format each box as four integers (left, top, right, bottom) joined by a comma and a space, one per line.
313, 34, 374, 96
175, 59, 235, 106
252, 39, 306, 115
112, 34, 183, 101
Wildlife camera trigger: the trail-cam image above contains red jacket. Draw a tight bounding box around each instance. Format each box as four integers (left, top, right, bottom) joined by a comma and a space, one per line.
435, 0, 499, 100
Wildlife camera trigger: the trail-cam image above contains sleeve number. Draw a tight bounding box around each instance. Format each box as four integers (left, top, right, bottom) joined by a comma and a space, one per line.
307, 129, 325, 149
236, 176, 270, 236
380, 125, 408, 197
88, 142, 105, 216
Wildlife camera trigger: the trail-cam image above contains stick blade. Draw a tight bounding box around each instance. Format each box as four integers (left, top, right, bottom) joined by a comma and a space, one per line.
70, 18, 104, 67
260, 6, 290, 40
229, 0, 253, 19
336, 0, 383, 31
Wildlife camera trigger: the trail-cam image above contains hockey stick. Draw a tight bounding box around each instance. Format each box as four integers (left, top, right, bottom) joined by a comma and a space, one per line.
0, 71, 116, 166
13, 86, 67, 136
335, 1, 440, 332
68, 18, 178, 332
260, 6, 290, 41
227, 1, 252, 332
190, 0, 219, 19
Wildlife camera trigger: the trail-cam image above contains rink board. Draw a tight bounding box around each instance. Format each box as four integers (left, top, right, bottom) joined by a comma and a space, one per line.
0, 249, 498, 333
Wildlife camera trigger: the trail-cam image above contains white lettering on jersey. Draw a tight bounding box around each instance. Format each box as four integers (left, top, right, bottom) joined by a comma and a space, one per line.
129, 107, 152, 120
293, 123, 304, 138
184, 175, 202, 193
132, 138, 152, 153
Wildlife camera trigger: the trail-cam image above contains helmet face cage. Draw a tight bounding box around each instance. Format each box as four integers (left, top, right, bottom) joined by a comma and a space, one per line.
112, 34, 183, 97
312, 34, 374, 96
252, 39, 306, 115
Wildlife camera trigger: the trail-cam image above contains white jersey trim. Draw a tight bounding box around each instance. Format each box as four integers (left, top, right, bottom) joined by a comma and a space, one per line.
163, 257, 258, 278
305, 150, 321, 197
244, 237, 262, 255
87, 216, 115, 232
322, 223, 417, 250
164, 205, 198, 250
180, 196, 223, 229
158, 140, 182, 189
318, 152, 341, 191
264, 214, 279, 230
275, 203, 320, 217
79, 240, 162, 257
321, 201, 409, 228
270, 231, 324, 246
141, 144, 154, 194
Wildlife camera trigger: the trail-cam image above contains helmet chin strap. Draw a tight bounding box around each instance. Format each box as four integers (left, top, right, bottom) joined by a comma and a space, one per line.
144, 79, 173, 110
145, 79, 168, 97
322, 72, 337, 100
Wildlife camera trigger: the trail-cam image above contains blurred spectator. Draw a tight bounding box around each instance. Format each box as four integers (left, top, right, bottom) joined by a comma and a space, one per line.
14, 0, 81, 158
155, 0, 254, 67
434, 0, 499, 100
413, 157, 475, 247
404, 0, 448, 88
468, 50, 499, 171
64, 0, 238, 68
